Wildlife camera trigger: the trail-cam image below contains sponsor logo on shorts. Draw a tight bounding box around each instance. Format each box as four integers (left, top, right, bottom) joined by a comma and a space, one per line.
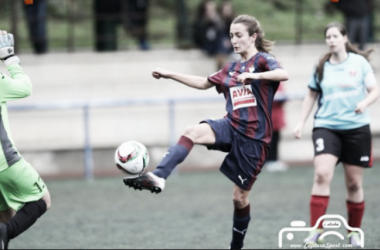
238, 175, 247, 184
360, 156, 369, 162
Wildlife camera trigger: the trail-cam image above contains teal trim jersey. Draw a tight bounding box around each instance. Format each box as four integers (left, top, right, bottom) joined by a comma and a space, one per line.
0, 63, 32, 172
308, 53, 372, 130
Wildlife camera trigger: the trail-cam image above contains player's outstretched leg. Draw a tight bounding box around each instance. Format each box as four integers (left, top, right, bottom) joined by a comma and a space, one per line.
0, 198, 48, 250
123, 135, 194, 194
6, 199, 47, 238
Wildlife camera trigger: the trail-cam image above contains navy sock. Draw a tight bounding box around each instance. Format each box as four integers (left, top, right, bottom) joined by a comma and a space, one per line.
6, 199, 47, 239
153, 136, 194, 179
230, 204, 251, 249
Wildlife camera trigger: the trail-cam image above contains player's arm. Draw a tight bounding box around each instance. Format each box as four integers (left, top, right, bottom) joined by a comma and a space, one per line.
0, 63, 33, 100
152, 68, 213, 90
355, 72, 379, 114
0, 30, 32, 101
293, 89, 319, 139
237, 68, 289, 84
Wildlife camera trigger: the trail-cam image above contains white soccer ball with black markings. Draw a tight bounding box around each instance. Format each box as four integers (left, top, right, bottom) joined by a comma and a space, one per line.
115, 141, 149, 176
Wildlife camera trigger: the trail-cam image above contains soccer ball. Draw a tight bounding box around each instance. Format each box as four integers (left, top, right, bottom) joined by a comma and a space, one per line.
114, 141, 149, 176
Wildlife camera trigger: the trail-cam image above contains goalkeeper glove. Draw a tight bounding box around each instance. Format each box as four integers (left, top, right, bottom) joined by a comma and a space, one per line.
0, 30, 20, 66
0, 31, 14, 60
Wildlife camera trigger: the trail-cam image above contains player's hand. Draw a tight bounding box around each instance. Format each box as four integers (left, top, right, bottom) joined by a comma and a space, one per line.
354, 101, 367, 114
152, 68, 170, 79
237, 72, 258, 85
0, 30, 15, 60
292, 123, 303, 139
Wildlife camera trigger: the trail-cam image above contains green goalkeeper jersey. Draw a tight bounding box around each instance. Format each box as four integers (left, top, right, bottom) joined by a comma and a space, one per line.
0, 63, 32, 172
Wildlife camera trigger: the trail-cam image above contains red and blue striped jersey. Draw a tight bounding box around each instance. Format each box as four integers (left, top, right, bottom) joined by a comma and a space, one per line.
207, 52, 282, 144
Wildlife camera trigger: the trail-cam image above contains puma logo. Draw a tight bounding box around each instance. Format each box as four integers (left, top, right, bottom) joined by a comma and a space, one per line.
233, 227, 247, 235
238, 175, 247, 184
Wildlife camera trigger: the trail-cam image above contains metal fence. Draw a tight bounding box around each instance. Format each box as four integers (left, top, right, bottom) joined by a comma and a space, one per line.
8, 92, 305, 179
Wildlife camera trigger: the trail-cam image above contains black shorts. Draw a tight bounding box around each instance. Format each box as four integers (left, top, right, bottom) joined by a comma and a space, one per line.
202, 118, 269, 190
312, 125, 372, 167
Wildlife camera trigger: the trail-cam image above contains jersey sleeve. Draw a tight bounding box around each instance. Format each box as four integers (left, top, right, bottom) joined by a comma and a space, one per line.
207, 63, 229, 94
360, 56, 373, 78
0, 63, 32, 102
257, 53, 282, 72
308, 67, 320, 92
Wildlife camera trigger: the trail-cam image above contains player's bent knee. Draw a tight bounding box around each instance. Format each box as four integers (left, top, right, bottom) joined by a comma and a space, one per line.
232, 193, 249, 209
45, 200, 51, 210
183, 125, 195, 137
183, 125, 202, 141
183, 123, 215, 145
232, 197, 249, 209
42, 190, 52, 210
232, 198, 244, 208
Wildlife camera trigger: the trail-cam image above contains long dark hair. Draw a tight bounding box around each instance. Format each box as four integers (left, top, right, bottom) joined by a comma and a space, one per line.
232, 14, 275, 53
315, 22, 374, 83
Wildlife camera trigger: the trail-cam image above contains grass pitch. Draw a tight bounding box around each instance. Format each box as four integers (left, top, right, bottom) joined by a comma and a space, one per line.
9, 163, 380, 249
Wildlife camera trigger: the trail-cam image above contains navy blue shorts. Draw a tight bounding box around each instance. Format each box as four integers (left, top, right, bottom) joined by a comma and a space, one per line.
202, 118, 269, 190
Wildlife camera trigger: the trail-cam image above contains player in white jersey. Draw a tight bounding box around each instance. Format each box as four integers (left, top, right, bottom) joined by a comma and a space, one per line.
293, 22, 379, 247
0, 30, 51, 250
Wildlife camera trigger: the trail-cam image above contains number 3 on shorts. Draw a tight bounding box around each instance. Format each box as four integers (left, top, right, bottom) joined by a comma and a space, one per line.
315, 138, 325, 152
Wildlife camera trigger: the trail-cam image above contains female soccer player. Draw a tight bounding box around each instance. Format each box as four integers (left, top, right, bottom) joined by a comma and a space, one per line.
293, 22, 379, 247
124, 15, 289, 249
0, 30, 51, 250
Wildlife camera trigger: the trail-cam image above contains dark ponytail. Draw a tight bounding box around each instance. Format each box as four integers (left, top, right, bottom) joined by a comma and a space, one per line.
232, 14, 275, 53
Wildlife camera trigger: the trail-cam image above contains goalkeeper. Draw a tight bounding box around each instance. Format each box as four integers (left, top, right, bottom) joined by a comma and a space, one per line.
0, 30, 51, 250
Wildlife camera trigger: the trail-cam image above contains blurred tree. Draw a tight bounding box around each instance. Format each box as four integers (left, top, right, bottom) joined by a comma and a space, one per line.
176, 0, 192, 49
295, 0, 303, 44
268, 0, 292, 11
93, 0, 120, 51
